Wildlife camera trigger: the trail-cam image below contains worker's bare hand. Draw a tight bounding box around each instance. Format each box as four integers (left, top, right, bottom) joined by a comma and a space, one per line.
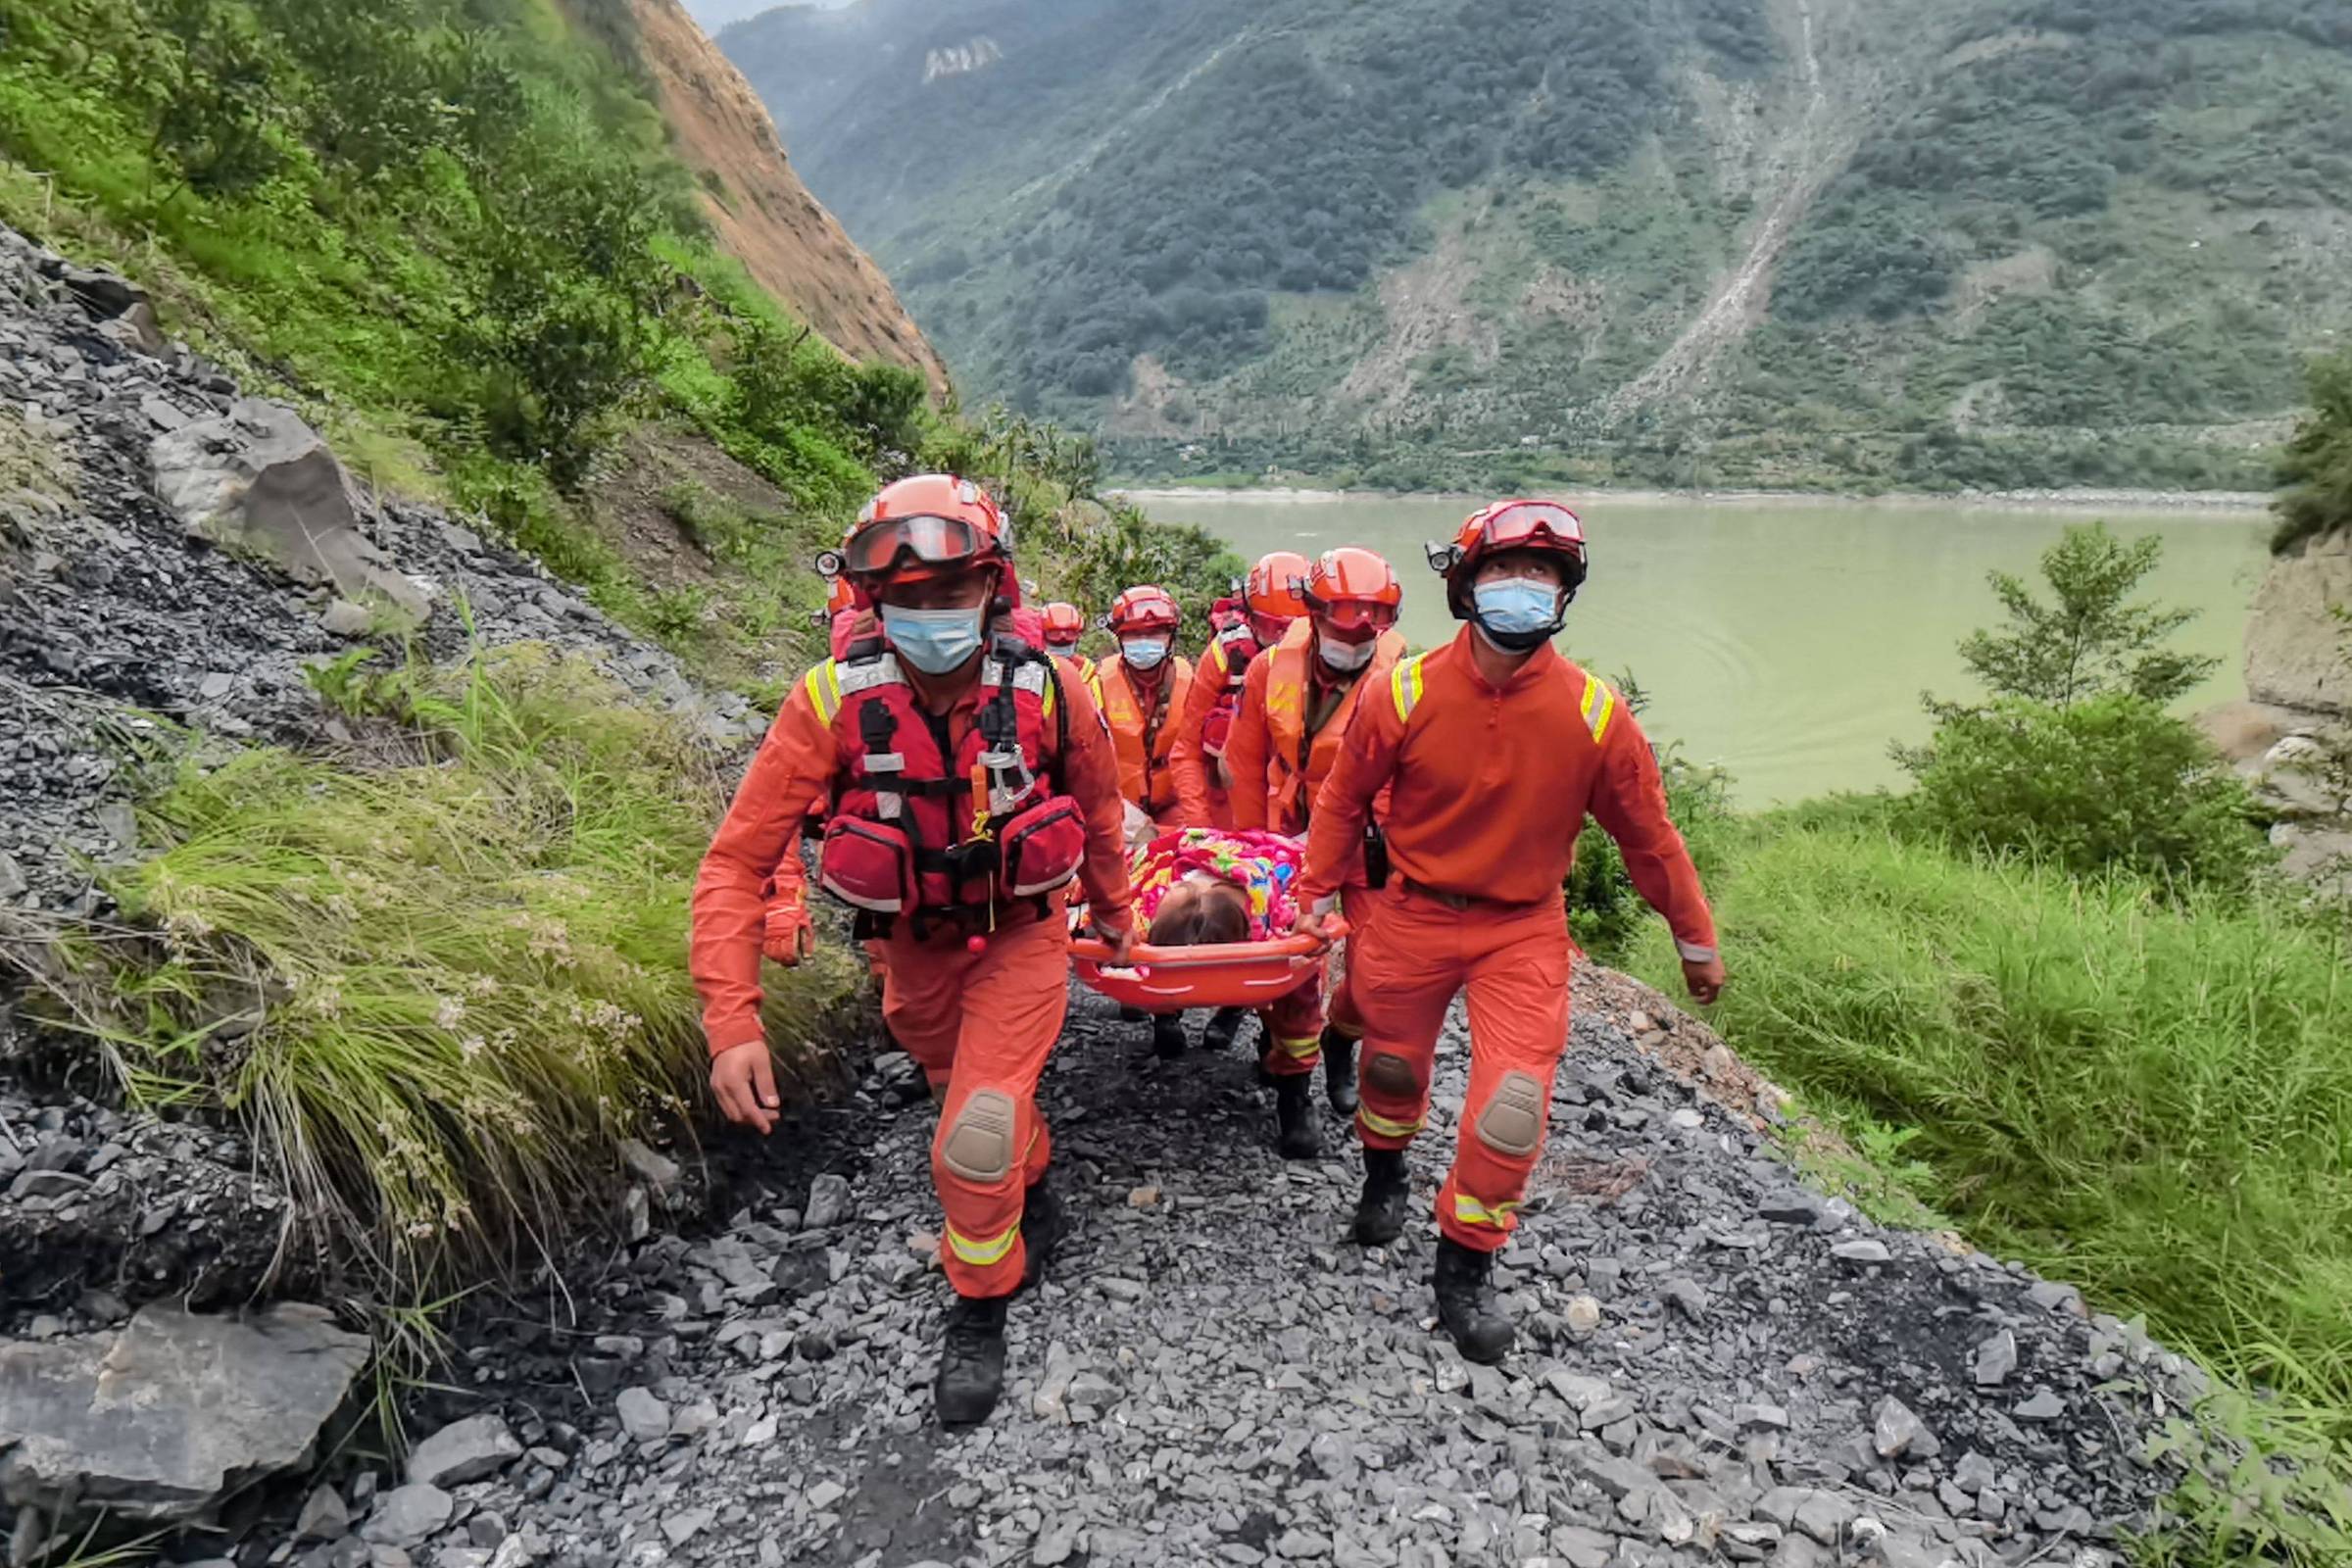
1094, 918, 1137, 965
1291, 903, 1332, 943
1683, 955, 1727, 1005
710, 1042, 782, 1134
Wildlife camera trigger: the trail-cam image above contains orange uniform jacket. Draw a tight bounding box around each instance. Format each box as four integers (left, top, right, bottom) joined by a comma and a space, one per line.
1169, 631, 1252, 827
1298, 629, 1717, 958
1226, 621, 1406, 836
1094, 657, 1193, 819
692, 656, 1136, 1055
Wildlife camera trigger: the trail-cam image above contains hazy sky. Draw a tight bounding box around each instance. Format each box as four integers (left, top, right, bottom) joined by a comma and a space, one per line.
686, 0, 855, 32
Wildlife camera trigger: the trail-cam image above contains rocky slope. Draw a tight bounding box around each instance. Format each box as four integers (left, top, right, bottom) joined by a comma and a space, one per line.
216, 974, 2195, 1568
723, 0, 2352, 491
617, 0, 951, 394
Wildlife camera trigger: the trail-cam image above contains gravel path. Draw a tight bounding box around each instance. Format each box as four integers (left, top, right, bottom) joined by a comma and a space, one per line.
347, 971, 2199, 1568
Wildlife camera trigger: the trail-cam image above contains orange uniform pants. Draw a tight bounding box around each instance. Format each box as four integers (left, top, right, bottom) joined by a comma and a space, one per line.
1347, 884, 1572, 1253
876, 912, 1068, 1298
1257, 972, 1326, 1078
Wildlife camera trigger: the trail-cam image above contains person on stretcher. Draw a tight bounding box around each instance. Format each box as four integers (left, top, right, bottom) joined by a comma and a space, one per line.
1125, 827, 1338, 1159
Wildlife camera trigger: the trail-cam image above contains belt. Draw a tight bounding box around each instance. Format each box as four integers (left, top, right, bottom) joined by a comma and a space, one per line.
1397, 876, 1549, 912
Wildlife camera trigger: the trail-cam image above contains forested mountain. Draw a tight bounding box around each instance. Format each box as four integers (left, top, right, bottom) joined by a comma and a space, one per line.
723, 0, 2352, 491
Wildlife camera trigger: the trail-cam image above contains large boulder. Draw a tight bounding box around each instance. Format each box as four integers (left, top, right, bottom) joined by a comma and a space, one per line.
150, 399, 430, 621
0, 1303, 368, 1525
2245, 528, 2352, 718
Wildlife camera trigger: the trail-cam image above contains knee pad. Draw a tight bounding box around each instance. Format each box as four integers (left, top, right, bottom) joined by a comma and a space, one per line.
1474, 1070, 1547, 1159
940, 1089, 1015, 1183
1364, 1052, 1420, 1099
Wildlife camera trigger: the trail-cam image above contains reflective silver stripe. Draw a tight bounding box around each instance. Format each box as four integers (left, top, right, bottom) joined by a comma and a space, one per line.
836, 655, 906, 696
1005, 662, 1052, 697
865, 752, 906, 772
1676, 941, 1718, 964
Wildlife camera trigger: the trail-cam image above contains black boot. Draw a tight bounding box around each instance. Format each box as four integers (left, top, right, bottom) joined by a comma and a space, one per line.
1352, 1148, 1411, 1245
1433, 1237, 1515, 1365
1322, 1028, 1359, 1114
934, 1294, 1010, 1426
1152, 1013, 1188, 1059
1273, 1074, 1323, 1160
1019, 1177, 1064, 1293
1201, 1006, 1250, 1053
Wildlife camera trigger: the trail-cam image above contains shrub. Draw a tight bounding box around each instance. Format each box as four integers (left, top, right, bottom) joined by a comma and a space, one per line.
1954, 522, 2221, 709
2275, 349, 2352, 555
1903, 694, 2271, 893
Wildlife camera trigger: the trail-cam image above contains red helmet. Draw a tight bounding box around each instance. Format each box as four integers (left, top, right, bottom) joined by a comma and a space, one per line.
1040, 601, 1087, 648
1244, 552, 1312, 621
833, 474, 1010, 591
1428, 499, 1588, 620
1106, 584, 1181, 637
1208, 595, 1246, 633
1301, 547, 1402, 634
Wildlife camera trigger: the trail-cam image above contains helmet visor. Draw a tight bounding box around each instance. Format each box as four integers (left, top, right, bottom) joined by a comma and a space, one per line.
1473, 502, 1585, 556
843, 514, 989, 576
1312, 599, 1398, 632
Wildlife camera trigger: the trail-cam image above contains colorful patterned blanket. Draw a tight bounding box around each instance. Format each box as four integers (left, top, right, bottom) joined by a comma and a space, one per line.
1131, 828, 1305, 943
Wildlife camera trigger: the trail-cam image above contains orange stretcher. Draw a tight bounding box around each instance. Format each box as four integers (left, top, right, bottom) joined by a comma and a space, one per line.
1067, 919, 1347, 1010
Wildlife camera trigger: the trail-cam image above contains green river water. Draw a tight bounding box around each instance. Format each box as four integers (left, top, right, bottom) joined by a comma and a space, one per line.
1132, 492, 2268, 806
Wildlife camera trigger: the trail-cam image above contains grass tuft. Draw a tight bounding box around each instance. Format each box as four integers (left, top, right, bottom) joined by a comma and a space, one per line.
1632, 818, 2352, 1558
32, 645, 860, 1297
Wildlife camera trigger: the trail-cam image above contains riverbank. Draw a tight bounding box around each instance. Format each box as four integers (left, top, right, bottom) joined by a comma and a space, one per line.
1114, 483, 2274, 514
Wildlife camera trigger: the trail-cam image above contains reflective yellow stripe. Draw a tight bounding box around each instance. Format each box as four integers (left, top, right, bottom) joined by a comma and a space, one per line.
1580, 674, 1616, 745
805, 660, 843, 723
1390, 654, 1427, 721
1273, 1034, 1320, 1059
944, 1221, 1021, 1267
1357, 1106, 1426, 1140
1452, 1193, 1521, 1228
1041, 669, 1058, 718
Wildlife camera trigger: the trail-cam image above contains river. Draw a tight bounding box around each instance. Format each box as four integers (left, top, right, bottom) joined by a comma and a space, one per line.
1129, 492, 2269, 806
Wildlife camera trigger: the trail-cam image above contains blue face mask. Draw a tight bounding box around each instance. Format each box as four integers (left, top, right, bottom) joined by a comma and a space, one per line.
1121, 636, 1171, 671
1471, 577, 1562, 644
882, 604, 986, 674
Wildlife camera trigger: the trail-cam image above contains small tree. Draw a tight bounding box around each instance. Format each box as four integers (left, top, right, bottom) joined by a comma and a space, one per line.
1953, 521, 2220, 710
2273, 349, 2352, 556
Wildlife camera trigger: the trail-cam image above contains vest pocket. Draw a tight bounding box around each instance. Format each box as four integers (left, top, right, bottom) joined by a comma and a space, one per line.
999, 798, 1086, 898
818, 816, 916, 913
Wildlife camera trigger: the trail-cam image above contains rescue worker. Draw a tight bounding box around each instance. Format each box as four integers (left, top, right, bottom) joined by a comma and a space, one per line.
1171, 552, 1311, 831
1225, 547, 1407, 1121
1095, 584, 1194, 833
1040, 601, 1091, 684
1091, 584, 1198, 1056
692, 474, 1138, 1425
820, 571, 863, 661
1291, 501, 1725, 1365
1168, 552, 1311, 1056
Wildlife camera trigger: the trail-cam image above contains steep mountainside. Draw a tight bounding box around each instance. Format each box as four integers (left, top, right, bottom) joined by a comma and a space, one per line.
724, 0, 2352, 491
618, 0, 949, 391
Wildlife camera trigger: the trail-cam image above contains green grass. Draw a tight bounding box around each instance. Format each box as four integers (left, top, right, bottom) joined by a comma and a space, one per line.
1629, 816, 2352, 1559
30, 646, 861, 1297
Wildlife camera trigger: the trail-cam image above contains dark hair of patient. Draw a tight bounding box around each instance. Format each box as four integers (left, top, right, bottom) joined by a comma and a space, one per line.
1146, 879, 1251, 947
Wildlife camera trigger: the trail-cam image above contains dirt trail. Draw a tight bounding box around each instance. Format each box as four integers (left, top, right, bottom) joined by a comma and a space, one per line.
1608, 0, 1866, 417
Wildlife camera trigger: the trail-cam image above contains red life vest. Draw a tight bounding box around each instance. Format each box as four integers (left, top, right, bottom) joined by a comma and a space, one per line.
812, 642, 1086, 931
1198, 621, 1262, 760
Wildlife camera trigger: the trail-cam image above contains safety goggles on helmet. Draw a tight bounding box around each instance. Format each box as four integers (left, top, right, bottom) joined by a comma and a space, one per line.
1307, 596, 1398, 633
1426, 501, 1588, 575
836, 513, 996, 578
